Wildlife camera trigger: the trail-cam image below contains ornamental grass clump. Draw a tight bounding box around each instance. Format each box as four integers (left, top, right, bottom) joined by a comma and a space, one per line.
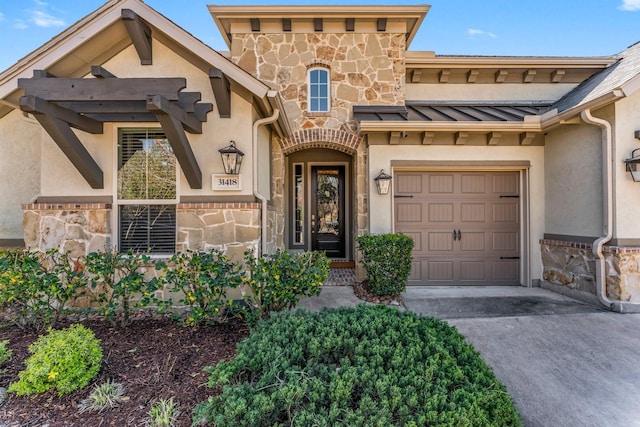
8, 324, 103, 396
194, 305, 522, 426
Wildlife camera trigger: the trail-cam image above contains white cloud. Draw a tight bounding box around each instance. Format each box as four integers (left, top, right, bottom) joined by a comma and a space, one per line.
0, 11, 4, 22
467, 28, 497, 38
619, 0, 640, 10
30, 9, 64, 27
13, 20, 28, 30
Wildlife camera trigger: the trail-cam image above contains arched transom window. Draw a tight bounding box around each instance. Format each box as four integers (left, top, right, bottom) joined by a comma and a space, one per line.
308, 67, 330, 113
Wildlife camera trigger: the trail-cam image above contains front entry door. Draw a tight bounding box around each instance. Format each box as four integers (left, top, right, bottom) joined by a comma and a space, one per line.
311, 166, 345, 258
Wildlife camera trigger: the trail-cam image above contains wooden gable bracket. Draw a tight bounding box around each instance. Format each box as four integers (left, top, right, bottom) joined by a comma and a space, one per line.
122, 9, 152, 65
20, 104, 104, 189
422, 131, 435, 145
91, 66, 116, 79
389, 131, 402, 145
209, 67, 231, 118
147, 95, 203, 189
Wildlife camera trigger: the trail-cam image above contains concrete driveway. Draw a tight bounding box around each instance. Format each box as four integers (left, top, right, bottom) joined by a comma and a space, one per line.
297, 286, 640, 427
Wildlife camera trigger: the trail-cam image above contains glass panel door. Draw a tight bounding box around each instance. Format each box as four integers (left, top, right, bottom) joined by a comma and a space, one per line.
311, 166, 345, 258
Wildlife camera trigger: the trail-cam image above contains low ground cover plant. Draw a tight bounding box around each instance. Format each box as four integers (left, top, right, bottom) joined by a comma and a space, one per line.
0, 339, 11, 368
357, 233, 414, 296
8, 324, 103, 396
194, 305, 522, 426
78, 380, 127, 413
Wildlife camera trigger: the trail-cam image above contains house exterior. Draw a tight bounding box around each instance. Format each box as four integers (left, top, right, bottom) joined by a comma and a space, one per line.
1, 0, 640, 311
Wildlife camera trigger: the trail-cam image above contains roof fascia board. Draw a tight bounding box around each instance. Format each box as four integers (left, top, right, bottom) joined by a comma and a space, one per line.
621, 73, 640, 97
1, 0, 270, 102
209, 5, 430, 49
405, 52, 616, 69
358, 121, 543, 133
541, 91, 625, 129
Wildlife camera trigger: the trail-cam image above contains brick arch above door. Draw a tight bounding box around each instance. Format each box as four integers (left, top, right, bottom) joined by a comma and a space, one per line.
278, 129, 362, 156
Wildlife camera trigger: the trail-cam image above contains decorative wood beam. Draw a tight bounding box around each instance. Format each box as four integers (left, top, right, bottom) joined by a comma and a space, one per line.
439, 70, 450, 83
345, 18, 355, 32
495, 69, 508, 83
122, 9, 152, 65
519, 132, 536, 145
84, 113, 156, 122
20, 96, 103, 134
91, 66, 116, 79
524, 69, 537, 83
146, 95, 203, 134
487, 132, 502, 145
389, 131, 401, 145
422, 131, 435, 145
314, 18, 323, 32
33, 70, 56, 78
551, 69, 566, 83
31, 115, 103, 189
250, 18, 260, 32
282, 18, 291, 32
209, 67, 231, 118
377, 18, 387, 31
455, 132, 468, 145
147, 98, 202, 189
411, 69, 422, 83
19, 77, 187, 101
467, 69, 479, 83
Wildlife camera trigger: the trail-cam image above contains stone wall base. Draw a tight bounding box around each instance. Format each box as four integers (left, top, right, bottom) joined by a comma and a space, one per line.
541, 239, 640, 304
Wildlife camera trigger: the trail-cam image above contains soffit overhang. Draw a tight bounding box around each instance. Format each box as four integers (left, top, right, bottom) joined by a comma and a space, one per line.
209, 4, 430, 49
406, 51, 616, 84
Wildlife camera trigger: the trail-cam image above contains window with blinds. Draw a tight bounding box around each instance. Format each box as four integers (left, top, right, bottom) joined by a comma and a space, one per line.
117, 129, 177, 254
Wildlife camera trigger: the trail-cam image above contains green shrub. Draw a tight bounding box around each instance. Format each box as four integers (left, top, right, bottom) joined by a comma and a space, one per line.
0, 340, 11, 368
0, 249, 87, 331
357, 233, 414, 295
194, 305, 521, 427
242, 250, 329, 321
85, 250, 161, 327
155, 249, 243, 327
8, 324, 103, 396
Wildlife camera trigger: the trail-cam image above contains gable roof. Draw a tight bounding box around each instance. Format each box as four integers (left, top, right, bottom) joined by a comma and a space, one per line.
551, 41, 640, 114
0, 0, 286, 131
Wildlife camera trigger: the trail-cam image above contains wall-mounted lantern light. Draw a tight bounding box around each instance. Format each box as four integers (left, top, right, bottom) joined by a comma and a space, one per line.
624, 131, 640, 182
218, 141, 244, 175
374, 169, 393, 195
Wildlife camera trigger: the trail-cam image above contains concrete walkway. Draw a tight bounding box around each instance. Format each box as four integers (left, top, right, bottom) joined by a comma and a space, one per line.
297, 286, 640, 427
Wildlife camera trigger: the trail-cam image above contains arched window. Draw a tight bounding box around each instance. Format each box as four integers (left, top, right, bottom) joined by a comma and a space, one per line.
308, 67, 330, 113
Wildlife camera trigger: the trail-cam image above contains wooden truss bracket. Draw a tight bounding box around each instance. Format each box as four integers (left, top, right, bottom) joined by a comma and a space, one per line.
209, 68, 231, 118
122, 9, 152, 65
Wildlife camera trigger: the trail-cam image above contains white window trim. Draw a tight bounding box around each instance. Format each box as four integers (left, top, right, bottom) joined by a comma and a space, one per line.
307, 67, 331, 113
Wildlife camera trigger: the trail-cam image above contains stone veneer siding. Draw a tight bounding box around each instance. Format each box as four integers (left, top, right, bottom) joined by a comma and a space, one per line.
176, 202, 261, 264
232, 32, 406, 132
541, 239, 640, 303
22, 203, 111, 257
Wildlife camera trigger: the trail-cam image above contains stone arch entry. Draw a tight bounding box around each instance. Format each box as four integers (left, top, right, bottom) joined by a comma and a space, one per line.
285, 146, 355, 260
278, 129, 361, 156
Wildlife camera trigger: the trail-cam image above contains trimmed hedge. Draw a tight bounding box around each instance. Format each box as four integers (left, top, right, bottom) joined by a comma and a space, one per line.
194, 305, 522, 426
357, 233, 414, 295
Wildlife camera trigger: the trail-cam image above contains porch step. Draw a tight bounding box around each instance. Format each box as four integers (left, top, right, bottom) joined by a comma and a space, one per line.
324, 267, 356, 286
329, 260, 355, 268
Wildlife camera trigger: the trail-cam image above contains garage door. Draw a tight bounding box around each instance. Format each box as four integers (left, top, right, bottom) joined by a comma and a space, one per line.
394, 171, 520, 285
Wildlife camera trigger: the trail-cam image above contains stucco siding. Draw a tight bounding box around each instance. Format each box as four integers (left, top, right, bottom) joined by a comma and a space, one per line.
37, 40, 257, 198
544, 116, 605, 238
405, 83, 579, 102
614, 91, 640, 239
367, 143, 545, 283
0, 109, 41, 239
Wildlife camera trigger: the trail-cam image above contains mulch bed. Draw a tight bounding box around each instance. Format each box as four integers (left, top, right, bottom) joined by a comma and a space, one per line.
0, 315, 248, 426
352, 280, 404, 306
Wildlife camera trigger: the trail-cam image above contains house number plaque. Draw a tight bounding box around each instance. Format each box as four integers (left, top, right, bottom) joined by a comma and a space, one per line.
212, 174, 241, 190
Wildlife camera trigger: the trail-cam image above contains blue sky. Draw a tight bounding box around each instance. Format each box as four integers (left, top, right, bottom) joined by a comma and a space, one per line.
0, 0, 639, 71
